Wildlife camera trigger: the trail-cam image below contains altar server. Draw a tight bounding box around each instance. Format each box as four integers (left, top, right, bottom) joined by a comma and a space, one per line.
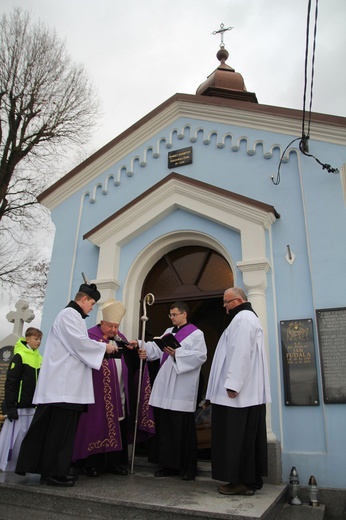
16, 283, 116, 487
206, 287, 271, 496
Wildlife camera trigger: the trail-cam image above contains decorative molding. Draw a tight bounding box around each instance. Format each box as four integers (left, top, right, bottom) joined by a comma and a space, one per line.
91, 278, 120, 292
75, 128, 297, 207
86, 176, 278, 247
121, 230, 236, 340
90, 278, 121, 323
39, 98, 345, 210
237, 259, 271, 273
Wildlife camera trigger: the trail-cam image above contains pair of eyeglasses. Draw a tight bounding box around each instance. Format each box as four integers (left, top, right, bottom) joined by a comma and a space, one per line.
168, 312, 183, 318
223, 298, 239, 304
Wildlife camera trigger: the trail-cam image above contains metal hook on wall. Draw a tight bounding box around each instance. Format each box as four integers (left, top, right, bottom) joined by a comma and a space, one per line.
286, 245, 296, 265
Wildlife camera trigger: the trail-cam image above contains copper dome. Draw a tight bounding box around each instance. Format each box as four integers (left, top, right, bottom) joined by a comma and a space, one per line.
196, 47, 258, 103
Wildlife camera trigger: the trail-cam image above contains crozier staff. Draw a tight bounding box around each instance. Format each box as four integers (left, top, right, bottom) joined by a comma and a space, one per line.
16, 283, 116, 487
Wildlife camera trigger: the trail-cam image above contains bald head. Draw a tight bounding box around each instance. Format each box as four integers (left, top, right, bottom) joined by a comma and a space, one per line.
223, 287, 247, 313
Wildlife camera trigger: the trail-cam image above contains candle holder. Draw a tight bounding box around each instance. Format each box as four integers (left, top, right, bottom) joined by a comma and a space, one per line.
289, 466, 303, 505
308, 475, 320, 507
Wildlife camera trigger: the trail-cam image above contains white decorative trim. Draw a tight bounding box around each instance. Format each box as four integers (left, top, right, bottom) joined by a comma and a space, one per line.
87, 176, 277, 249
237, 259, 271, 273
121, 231, 236, 340
91, 278, 120, 293
86, 176, 276, 343
90, 277, 121, 323
40, 100, 345, 210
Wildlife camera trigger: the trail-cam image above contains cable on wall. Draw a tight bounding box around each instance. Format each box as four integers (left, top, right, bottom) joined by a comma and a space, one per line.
272, 0, 339, 185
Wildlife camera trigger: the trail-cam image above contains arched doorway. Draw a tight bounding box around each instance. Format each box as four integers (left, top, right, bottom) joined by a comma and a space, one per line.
140, 245, 233, 405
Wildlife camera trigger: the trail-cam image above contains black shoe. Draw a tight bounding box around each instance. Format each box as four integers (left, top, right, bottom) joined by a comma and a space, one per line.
40, 475, 77, 484
67, 474, 78, 481
154, 468, 178, 477
217, 483, 255, 496
108, 465, 128, 476
85, 467, 99, 477
182, 471, 195, 481
40, 476, 75, 487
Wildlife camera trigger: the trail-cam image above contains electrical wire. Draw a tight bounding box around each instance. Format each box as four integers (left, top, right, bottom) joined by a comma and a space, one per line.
271, 138, 301, 186
272, 0, 339, 185
301, 0, 312, 141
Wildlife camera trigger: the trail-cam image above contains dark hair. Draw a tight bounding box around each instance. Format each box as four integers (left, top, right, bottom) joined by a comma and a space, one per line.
170, 301, 189, 315
25, 327, 43, 339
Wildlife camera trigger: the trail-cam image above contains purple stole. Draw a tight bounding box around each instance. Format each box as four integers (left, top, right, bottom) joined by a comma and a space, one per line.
160, 323, 198, 366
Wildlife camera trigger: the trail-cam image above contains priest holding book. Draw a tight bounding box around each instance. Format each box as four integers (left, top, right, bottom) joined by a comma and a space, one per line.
130, 301, 207, 481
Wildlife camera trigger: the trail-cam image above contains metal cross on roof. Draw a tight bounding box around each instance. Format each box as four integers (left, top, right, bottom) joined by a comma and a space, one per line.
212, 23, 233, 48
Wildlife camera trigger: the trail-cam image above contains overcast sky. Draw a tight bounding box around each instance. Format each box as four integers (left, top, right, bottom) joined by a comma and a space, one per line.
1, 0, 345, 337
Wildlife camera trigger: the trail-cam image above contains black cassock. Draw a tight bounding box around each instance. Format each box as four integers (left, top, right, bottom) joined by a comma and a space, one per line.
16, 403, 82, 477
211, 403, 268, 489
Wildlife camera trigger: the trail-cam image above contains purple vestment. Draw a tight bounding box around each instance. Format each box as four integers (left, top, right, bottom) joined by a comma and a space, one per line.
72, 326, 155, 461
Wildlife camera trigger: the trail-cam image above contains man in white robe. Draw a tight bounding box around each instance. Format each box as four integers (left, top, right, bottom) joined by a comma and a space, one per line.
132, 301, 207, 480
15, 283, 116, 487
206, 287, 271, 496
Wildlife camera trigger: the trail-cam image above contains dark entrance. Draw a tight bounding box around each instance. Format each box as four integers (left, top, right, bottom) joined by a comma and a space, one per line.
139, 246, 234, 455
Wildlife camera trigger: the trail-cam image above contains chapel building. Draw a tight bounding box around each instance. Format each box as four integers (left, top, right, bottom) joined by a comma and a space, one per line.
38, 37, 346, 491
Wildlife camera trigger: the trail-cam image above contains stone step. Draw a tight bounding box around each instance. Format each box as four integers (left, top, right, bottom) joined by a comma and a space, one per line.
0, 458, 288, 520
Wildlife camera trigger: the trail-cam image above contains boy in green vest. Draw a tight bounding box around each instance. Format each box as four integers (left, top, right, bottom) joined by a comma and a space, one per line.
0, 327, 43, 471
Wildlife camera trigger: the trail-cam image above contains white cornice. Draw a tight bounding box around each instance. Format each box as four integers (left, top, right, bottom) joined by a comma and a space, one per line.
172, 102, 346, 144
40, 98, 345, 211
237, 259, 271, 273
87, 176, 277, 247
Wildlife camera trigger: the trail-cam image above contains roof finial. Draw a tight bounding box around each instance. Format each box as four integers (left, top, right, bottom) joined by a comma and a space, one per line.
212, 23, 233, 48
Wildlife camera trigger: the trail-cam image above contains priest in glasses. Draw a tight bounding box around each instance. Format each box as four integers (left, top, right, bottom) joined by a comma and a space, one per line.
131, 301, 207, 481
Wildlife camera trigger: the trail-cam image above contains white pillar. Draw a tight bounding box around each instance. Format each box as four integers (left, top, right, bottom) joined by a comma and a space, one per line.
237, 259, 276, 442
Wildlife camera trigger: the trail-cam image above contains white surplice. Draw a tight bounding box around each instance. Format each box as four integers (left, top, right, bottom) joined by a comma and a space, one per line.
140, 326, 207, 412
206, 310, 271, 408
33, 307, 106, 405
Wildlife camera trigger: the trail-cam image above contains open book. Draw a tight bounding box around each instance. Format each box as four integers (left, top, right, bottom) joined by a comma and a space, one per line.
153, 334, 181, 351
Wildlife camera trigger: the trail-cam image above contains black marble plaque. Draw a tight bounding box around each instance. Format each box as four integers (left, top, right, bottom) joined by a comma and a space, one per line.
280, 319, 319, 406
168, 146, 193, 168
316, 307, 346, 404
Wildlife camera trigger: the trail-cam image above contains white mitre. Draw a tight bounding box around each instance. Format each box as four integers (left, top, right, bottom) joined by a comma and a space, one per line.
101, 298, 126, 324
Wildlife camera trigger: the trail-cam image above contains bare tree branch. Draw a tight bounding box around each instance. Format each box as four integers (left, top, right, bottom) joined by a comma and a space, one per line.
0, 7, 100, 222
0, 205, 53, 309
0, 7, 101, 300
